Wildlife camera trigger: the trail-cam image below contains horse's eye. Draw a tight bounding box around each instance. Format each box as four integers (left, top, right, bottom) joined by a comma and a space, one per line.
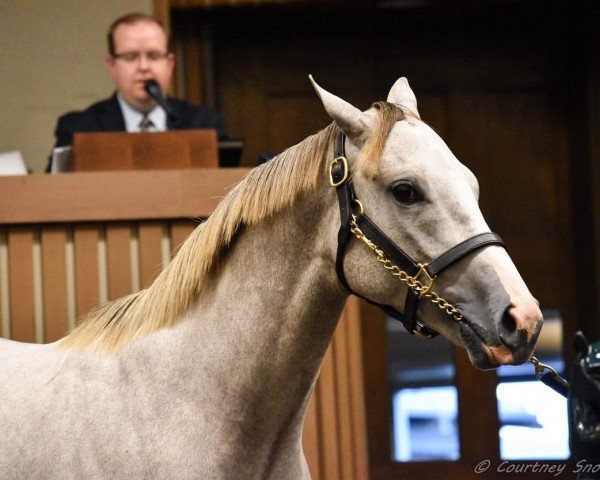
391, 182, 421, 204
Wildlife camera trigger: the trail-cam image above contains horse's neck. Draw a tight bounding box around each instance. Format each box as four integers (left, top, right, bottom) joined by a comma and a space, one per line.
194, 192, 346, 387
135, 192, 346, 462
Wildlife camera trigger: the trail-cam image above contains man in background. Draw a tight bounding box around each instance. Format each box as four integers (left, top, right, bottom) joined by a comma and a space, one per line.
47, 12, 228, 171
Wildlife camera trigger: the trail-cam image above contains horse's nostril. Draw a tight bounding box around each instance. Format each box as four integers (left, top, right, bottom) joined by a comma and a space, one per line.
498, 306, 530, 355
501, 307, 517, 334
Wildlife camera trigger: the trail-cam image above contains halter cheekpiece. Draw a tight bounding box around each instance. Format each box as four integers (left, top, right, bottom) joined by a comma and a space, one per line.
331, 133, 505, 338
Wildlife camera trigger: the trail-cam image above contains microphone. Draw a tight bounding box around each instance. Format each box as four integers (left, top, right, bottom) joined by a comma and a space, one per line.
144, 79, 177, 125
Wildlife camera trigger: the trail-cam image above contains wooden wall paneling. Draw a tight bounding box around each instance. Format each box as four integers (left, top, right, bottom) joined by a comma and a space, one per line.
268, 97, 331, 154
0, 170, 249, 225
7, 227, 35, 343
40, 226, 69, 342
416, 95, 448, 137
573, 6, 600, 343
315, 342, 341, 479
210, 7, 379, 166
333, 308, 356, 480
0, 229, 8, 339
181, 32, 203, 106
303, 389, 322, 480
170, 220, 197, 257
446, 93, 575, 308
359, 302, 391, 474
444, 93, 497, 224
73, 224, 101, 322
138, 222, 166, 288
455, 347, 500, 460
105, 223, 133, 300
153, 0, 171, 29
305, 300, 369, 480
344, 297, 370, 480
218, 38, 269, 166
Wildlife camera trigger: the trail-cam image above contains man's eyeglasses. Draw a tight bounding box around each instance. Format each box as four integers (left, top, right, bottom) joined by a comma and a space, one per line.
112, 51, 169, 62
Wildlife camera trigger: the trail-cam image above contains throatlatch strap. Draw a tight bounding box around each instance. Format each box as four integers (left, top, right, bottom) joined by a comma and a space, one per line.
334, 185, 356, 295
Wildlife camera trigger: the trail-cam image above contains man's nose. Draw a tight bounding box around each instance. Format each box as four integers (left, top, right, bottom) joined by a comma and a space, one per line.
137, 55, 151, 70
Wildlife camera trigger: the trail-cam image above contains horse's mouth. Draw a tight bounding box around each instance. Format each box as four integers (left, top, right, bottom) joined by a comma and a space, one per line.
459, 322, 500, 370
457, 319, 504, 370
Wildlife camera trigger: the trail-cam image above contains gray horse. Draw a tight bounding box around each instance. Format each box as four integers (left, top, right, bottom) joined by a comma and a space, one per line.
0, 76, 542, 479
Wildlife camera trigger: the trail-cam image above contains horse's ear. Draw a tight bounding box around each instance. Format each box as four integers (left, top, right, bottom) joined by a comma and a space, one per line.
387, 77, 420, 119
309, 75, 370, 139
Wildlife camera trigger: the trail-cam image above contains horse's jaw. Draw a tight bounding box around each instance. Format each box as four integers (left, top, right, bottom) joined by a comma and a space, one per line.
423, 246, 544, 370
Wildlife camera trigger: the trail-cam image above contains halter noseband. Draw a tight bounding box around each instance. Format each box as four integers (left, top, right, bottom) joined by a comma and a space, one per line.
331, 133, 505, 338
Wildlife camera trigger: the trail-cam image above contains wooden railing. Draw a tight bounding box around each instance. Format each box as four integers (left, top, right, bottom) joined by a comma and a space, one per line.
0, 169, 368, 480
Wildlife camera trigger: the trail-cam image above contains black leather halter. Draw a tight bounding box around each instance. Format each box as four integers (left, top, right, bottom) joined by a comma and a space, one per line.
331, 133, 505, 338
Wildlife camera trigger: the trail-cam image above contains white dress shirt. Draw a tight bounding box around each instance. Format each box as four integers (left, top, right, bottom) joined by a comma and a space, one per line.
116, 93, 167, 133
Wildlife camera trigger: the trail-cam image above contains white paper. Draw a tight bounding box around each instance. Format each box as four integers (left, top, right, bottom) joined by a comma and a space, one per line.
0, 150, 27, 176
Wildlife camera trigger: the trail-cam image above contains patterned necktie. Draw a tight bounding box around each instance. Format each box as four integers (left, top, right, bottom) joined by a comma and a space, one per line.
139, 114, 153, 132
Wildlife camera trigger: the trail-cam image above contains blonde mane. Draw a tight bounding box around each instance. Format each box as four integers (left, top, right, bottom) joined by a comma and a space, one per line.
59, 103, 405, 353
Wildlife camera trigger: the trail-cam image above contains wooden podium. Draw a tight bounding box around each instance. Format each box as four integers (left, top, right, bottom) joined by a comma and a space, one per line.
72, 129, 218, 171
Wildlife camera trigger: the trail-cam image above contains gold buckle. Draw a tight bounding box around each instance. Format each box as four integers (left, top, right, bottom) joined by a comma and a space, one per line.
352, 199, 364, 215
529, 355, 561, 380
329, 156, 349, 187
414, 263, 436, 298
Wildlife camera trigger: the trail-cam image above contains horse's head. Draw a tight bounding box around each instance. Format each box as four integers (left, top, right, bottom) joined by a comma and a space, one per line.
311, 76, 542, 369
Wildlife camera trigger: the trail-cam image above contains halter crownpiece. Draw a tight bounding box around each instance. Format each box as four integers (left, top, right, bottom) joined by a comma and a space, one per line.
330, 133, 505, 338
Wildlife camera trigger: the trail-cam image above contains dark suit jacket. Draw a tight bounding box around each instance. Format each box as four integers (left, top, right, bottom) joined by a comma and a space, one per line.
48, 93, 228, 171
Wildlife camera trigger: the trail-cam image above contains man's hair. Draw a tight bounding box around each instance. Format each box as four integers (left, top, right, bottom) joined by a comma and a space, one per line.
107, 12, 171, 56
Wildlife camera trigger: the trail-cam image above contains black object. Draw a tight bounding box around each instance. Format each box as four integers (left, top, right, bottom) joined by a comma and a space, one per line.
569, 331, 600, 478
144, 79, 177, 125
538, 365, 570, 398
218, 140, 244, 168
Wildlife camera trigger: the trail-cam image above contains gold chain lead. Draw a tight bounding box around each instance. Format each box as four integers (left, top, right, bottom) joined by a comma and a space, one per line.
349, 215, 463, 322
